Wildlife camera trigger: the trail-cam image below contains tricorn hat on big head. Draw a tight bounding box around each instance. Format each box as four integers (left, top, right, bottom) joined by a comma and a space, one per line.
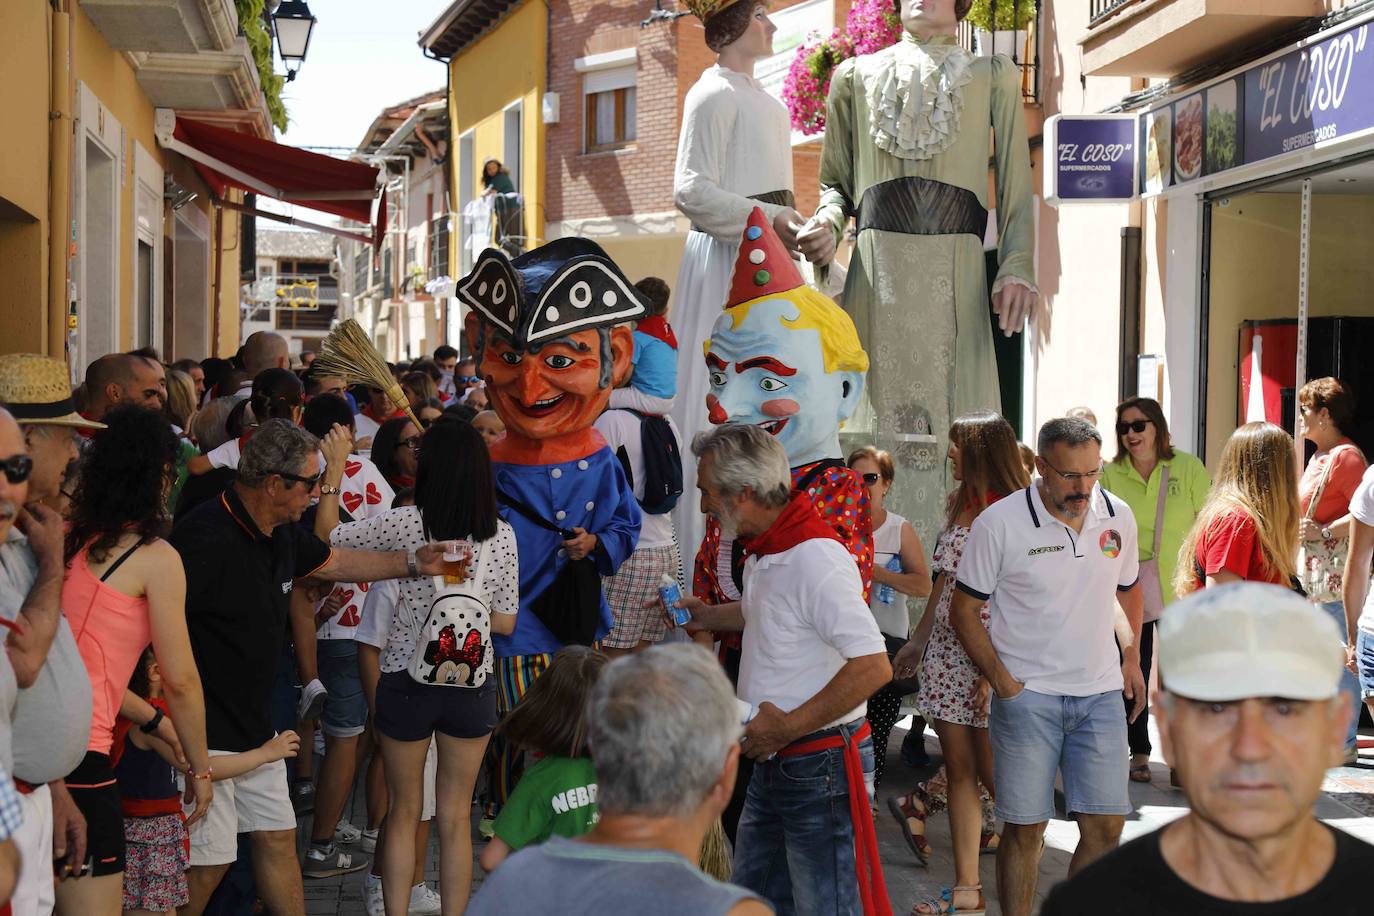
0, 353, 105, 429
457, 238, 647, 350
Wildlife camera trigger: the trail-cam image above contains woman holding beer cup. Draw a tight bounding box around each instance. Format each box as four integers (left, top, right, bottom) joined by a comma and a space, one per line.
330, 417, 518, 915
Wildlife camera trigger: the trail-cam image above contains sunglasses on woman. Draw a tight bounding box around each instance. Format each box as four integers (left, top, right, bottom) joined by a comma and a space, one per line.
0, 455, 33, 485
1116, 419, 1152, 435
861, 472, 881, 485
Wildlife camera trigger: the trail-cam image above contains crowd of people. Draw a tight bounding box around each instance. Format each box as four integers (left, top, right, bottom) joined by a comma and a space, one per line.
0, 316, 1368, 916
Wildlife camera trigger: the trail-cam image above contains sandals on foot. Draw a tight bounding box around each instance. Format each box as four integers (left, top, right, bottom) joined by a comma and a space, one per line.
1129, 754, 1152, 783
911, 884, 985, 915
887, 792, 932, 864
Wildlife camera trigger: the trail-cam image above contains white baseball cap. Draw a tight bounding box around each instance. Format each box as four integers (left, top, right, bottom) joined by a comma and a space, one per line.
1158, 582, 1345, 702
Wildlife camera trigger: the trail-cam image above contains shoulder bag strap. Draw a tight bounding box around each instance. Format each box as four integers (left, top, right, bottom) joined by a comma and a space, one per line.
1305, 447, 1340, 521
1149, 467, 1170, 560
496, 488, 572, 538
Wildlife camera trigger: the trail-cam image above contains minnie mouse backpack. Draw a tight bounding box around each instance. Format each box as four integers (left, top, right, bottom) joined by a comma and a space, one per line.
407, 542, 492, 687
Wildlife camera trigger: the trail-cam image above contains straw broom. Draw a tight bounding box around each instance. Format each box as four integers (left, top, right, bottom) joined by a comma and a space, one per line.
312, 320, 424, 431
698, 817, 732, 881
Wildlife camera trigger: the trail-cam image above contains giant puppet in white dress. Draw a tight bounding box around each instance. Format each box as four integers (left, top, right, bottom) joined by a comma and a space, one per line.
671, 0, 802, 563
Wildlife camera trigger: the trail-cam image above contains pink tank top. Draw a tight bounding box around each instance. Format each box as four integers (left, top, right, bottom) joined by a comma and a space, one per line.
62, 545, 152, 754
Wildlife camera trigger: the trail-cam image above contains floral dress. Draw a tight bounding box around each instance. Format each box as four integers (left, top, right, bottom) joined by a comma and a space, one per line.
915, 524, 990, 728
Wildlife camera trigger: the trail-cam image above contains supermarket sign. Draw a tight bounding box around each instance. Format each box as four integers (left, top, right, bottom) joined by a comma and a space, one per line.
1139, 19, 1374, 195
1045, 114, 1138, 205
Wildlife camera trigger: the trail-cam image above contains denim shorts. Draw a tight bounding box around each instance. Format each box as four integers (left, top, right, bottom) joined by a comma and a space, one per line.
375, 670, 498, 742
1357, 629, 1374, 700
317, 639, 368, 738
989, 688, 1131, 824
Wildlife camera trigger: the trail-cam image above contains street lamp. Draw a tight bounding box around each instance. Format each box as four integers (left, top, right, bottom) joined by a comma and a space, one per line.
272, 0, 317, 82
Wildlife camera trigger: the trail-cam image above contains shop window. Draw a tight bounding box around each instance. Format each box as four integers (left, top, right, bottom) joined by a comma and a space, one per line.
584, 65, 637, 153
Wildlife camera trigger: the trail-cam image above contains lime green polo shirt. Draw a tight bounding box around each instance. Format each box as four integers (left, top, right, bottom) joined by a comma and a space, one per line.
1101, 450, 1211, 607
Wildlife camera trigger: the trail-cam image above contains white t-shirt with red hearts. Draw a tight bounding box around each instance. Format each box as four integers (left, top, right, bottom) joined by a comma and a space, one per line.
317, 455, 395, 640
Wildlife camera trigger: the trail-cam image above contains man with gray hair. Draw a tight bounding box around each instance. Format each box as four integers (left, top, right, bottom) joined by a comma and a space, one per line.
949, 417, 1145, 916
1042, 583, 1373, 914
169, 420, 451, 916
469, 644, 769, 915
671, 423, 891, 915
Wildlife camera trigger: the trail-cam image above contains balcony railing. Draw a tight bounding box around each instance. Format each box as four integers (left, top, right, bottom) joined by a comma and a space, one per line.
1090, 0, 1135, 27
956, 1, 1041, 102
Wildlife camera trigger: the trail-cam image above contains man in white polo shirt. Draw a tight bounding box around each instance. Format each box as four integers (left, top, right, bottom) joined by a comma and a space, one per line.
672, 423, 891, 916
950, 417, 1146, 916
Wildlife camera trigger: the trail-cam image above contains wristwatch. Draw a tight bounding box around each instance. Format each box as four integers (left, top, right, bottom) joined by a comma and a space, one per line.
140, 707, 164, 734
320, 484, 341, 496
1321, 526, 1332, 540
405, 547, 419, 578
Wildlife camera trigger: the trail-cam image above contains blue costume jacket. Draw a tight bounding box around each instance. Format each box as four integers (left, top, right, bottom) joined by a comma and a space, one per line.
492, 443, 641, 658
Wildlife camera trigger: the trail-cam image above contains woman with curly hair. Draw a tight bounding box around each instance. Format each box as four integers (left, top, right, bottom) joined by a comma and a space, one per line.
56, 405, 212, 916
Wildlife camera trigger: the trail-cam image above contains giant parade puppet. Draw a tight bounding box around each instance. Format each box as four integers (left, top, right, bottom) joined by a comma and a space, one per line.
797, 0, 1037, 544
694, 206, 875, 660
670, 0, 813, 568
457, 238, 643, 811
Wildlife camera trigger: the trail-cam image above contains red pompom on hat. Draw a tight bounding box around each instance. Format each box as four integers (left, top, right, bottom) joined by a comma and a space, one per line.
724, 207, 805, 310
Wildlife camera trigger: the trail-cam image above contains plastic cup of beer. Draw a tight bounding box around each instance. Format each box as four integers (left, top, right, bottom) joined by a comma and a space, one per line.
442, 540, 472, 584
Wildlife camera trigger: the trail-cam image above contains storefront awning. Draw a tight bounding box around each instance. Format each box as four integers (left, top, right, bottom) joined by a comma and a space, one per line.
154, 109, 385, 247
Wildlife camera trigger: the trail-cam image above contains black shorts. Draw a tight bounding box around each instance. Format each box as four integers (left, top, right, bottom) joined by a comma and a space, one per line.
375, 670, 498, 742
65, 751, 126, 876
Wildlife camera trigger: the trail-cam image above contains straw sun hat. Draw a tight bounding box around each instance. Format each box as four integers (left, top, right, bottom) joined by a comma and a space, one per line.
0, 353, 106, 429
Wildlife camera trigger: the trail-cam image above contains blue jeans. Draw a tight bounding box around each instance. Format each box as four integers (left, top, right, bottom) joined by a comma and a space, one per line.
731, 719, 874, 916
1320, 601, 1362, 752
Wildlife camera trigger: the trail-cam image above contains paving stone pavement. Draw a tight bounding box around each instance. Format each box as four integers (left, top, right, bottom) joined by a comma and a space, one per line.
298, 717, 1374, 916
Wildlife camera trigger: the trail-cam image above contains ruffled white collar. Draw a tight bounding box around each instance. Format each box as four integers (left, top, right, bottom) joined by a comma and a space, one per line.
867, 33, 974, 161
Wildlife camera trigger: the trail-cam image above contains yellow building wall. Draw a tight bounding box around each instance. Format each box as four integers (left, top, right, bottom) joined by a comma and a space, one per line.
449, 0, 546, 253
0, 1, 56, 354
1204, 191, 1374, 461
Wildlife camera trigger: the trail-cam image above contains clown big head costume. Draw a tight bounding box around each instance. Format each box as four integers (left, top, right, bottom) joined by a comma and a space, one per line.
692, 208, 875, 612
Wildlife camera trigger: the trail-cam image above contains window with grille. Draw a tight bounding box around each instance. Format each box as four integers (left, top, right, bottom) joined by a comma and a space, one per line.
584, 64, 637, 153
430, 215, 450, 279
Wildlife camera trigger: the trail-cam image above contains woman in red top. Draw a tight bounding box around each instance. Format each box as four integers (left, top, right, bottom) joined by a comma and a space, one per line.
1176, 421, 1300, 595
1296, 377, 1367, 762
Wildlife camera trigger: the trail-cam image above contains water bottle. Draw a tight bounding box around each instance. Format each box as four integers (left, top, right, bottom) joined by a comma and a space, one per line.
659, 574, 690, 627
876, 555, 902, 605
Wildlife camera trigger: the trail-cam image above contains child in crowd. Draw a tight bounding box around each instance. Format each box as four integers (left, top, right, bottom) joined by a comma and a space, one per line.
609, 277, 677, 416
478, 647, 608, 872
472, 410, 505, 447
114, 649, 300, 915
353, 489, 443, 916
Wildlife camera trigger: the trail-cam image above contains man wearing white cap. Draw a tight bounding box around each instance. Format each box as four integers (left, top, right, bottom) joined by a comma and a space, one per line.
1041, 582, 1372, 914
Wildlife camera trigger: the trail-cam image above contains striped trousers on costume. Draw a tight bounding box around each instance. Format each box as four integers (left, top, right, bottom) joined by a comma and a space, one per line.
485, 651, 554, 813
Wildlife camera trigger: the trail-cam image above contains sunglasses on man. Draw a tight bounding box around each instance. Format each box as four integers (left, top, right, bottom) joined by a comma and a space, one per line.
0, 455, 34, 485
1115, 419, 1152, 436
271, 469, 322, 489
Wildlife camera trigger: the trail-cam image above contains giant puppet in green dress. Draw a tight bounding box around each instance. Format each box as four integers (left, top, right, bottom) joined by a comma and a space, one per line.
805, 2, 1037, 544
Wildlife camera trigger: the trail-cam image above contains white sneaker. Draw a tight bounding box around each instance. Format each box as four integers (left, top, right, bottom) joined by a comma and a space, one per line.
360, 828, 379, 853
364, 875, 384, 916
298, 678, 328, 721
409, 883, 442, 916
334, 821, 362, 845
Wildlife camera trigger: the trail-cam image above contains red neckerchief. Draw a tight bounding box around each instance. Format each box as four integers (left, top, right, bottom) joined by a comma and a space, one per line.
77, 413, 102, 438
740, 492, 843, 559
636, 316, 678, 349
363, 404, 405, 423
237, 426, 259, 450
394, 474, 415, 489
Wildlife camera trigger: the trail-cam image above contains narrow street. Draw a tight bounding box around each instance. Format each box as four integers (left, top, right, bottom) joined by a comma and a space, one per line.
300, 719, 1374, 916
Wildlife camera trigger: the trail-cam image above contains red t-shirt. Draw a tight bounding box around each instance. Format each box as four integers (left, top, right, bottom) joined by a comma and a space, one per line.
1193, 508, 1284, 589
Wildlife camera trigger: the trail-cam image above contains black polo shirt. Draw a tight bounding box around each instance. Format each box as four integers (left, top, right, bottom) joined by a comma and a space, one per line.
170, 487, 332, 752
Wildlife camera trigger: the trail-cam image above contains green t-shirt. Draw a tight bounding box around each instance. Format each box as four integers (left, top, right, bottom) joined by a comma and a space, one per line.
168, 439, 200, 517
1101, 450, 1211, 606
493, 756, 599, 851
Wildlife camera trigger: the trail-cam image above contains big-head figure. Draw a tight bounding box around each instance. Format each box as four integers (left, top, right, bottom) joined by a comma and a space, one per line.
693, 207, 874, 617
458, 238, 644, 810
